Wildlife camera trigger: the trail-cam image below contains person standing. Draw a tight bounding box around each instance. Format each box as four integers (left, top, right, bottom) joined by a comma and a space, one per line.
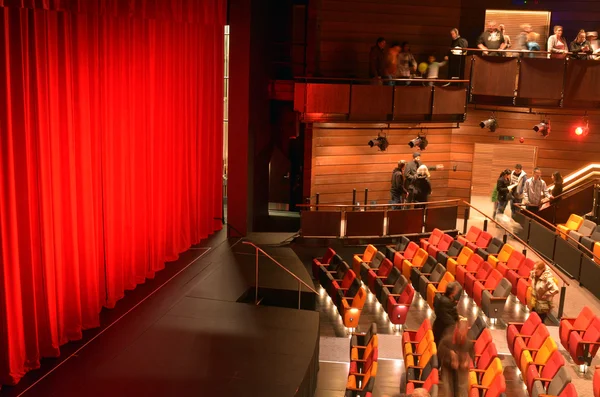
517, 24, 533, 51
369, 37, 387, 82
570, 30, 593, 60
495, 169, 511, 219
477, 21, 506, 56
548, 26, 568, 59
432, 282, 461, 343
529, 261, 559, 323
449, 28, 468, 79
412, 165, 432, 209
510, 164, 527, 219
523, 167, 550, 213
549, 171, 563, 204
398, 42, 417, 82
390, 161, 408, 208
384, 42, 402, 86
404, 152, 422, 202
438, 321, 473, 397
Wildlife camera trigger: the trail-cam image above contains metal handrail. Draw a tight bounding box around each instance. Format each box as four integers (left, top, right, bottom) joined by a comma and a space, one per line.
550, 178, 599, 201
295, 76, 470, 83
519, 207, 600, 264
462, 200, 570, 286
242, 241, 318, 308
297, 199, 461, 210
548, 164, 600, 192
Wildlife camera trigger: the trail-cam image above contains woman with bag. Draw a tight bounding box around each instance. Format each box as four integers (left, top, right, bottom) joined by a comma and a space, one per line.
529, 261, 559, 323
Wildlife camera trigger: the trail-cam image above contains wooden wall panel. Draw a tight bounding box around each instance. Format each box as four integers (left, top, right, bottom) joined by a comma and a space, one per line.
314, 0, 462, 77
309, 108, 600, 206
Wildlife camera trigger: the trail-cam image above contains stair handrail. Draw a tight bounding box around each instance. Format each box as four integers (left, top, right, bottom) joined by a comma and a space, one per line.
550, 177, 599, 201
242, 241, 318, 308
547, 163, 600, 192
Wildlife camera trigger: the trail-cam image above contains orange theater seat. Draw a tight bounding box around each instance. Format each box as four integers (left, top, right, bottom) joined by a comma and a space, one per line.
421, 228, 444, 252
557, 214, 583, 240
458, 226, 482, 246
426, 271, 455, 308
402, 248, 428, 280
446, 246, 474, 276
594, 242, 600, 265
487, 244, 514, 268
520, 336, 558, 382
352, 244, 378, 277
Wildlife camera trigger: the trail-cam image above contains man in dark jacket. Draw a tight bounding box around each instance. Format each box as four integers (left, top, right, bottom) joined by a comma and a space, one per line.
449, 28, 468, 79
390, 160, 407, 208
369, 37, 387, 81
404, 152, 421, 202
432, 281, 460, 343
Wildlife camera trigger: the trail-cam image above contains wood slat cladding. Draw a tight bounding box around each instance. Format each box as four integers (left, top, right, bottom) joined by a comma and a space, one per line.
313, 0, 462, 77
308, 108, 600, 205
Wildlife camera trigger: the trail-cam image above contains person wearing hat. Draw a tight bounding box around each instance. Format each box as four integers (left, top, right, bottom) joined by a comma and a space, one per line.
510, 164, 527, 219
404, 152, 422, 203
586, 31, 600, 60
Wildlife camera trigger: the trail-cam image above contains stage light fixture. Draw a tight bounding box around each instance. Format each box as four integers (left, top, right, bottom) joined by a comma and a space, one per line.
368, 135, 389, 151
408, 135, 428, 151
574, 118, 589, 137
533, 120, 550, 137
480, 117, 498, 132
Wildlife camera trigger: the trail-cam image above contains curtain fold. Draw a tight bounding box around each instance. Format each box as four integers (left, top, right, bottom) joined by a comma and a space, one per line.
0, 0, 225, 387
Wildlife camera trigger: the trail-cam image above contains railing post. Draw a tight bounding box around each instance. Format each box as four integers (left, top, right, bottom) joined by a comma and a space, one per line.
558, 285, 567, 319
463, 207, 470, 234
352, 188, 357, 211
255, 247, 259, 305
315, 193, 320, 211
298, 280, 301, 310
364, 189, 368, 210
483, 219, 488, 232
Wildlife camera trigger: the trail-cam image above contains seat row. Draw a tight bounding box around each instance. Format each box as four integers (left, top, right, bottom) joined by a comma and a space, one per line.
556, 214, 600, 264
346, 323, 378, 396
507, 312, 578, 397
312, 249, 367, 330
559, 306, 600, 371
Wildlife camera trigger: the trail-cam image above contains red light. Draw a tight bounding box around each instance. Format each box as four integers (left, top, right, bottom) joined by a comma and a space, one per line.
575, 126, 584, 136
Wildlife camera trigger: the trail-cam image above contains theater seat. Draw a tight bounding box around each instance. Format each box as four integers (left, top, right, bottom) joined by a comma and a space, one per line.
311, 247, 336, 279
406, 368, 439, 397
421, 228, 444, 252
569, 219, 597, 242
458, 226, 482, 246
517, 276, 532, 309
385, 236, 410, 261
366, 258, 393, 291
468, 316, 489, 341
467, 231, 493, 252
595, 242, 600, 265
506, 258, 535, 296
506, 312, 542, 356
406, 352, 439, 392
427, 271, 455, 308
476, 237, 503, 260
568, 316, 600, 367
469, 342, 498, 384
393, 241, 419, 266
387, 282, 415, 326
468, 357, 502, 393
581, 226, 600, 252
320, 260, 350, 294
594, 365, 600, 397
456, 254, 484, 287
437, 240, 464, 267
418, 263, 446, 299
513, 324, 550, 368
560, 306, 596, 351
352, 334, 379, 361
411, 255, 437, 289
340, 285, 367, 329
469, 372, 505, 397
374, 266, 402, 302
481, 278, 512, 319
465, 261, 493, 298
403, 319, 432, 347
346, 362, 377, 395
487, 243, 514, 269
402, 248, 429, 280
531, 366, 572, 397
557, 214, 584, 240
526, 349, 565, 394
404, 329, 434, 364
496, 250, 525, 277
472, 269, 503, 306
446, 246, 474, 276
352, 244, 378, 277
520, 336, 558, 382
360, 251, 386, 282
351, 323, 377, 350
471, 330, 496, 370
428, 233, 454, 259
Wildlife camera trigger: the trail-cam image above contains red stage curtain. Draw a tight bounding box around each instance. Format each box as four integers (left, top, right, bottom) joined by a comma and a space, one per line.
0, 0, 225, 386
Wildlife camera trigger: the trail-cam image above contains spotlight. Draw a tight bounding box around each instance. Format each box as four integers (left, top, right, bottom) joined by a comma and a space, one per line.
533, 120, 550, 137
480, 117, 498, 132
408, 135, 428, 151
574, 119, 589, 136
368, 135, 389, 151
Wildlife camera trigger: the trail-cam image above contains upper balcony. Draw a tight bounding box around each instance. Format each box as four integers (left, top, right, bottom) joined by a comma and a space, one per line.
293, 49, 600, 123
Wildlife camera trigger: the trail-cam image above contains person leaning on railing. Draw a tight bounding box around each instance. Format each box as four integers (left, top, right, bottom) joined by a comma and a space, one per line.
548, 25, 568, 59
523, 167, 550, 213
477, 20, 506, 56
570, 30, 594, 60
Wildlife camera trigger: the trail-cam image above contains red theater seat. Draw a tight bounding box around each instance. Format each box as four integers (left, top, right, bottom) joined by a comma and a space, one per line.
473, 328, 493, 361
568, 316, 600, 366
506, 312, 542, 357
458, 226, 482, 246
513, 323, 550, 366
464, 261, 493, 298
506, 257, 535, 296
594, 365, 600, 397
496, 250, 525, 277
428, 233, 454, 258
560, 306, 596, 351
468, 372, 506, 397
472, 269, 503, 306
311, 247, 336, 279
406, 368, 439, 397
394, 242, 419, 266
456, 254, 485, 287
366, 258, 393, 291
387, 282, 415, 326
526, 349, 565, 394
403, 319, 432, 347
421, 228, 444, 252
466, 231, 493, 252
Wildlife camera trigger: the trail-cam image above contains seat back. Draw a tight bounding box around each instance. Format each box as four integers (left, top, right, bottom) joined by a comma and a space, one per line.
412, 249, 429, 267
429, 263, 446, 283
519, 258, 536, 277
486, 373, 507, 397
385, 266, 402, 286
582, 317, 600, 358
481, 357, 503, 388
486, 238, 504, 255
521, 312, 542, 336
466, 253, 484, 271
341, 270, 358, 290
540, 349, 566, 380
497, 244, 515, 263
422, 368, 439, 393
566, 214, 584, 230
403, 242, 419, 258
493, 278, 512, 298
536, 336, 558, 367
370, 251, 386, 269
429, 228, 444, 245
437, 234, 454, 251
321, 248, 336, 263
345, 277, 361, 298
595, 242, 600, 265
416, 330, 434, 354
377, 258, 393, 276
447, 240, 464, 257
465, 226, 482, 241
399, 282, 415, 304
456, 247, 474, 264
573, 306, 597, 331
437, 272, 455, 293
594, 366, 600, 397
474, 328, 493, 355
391, 275, 409, 295
591, 225, 600, 241
475, 261, 493, 280
468, 316, 488, 341
477, 341, 498, 370
395, 236, 411, 252
484, 269, 503, 289
546, 367, 572, 397
475, 231, 493, 248
506, 250, 525, 269
412, 319, 432, 343
421, 256, 438, 275
577, 219, 597, 236
559, 383, 577, 397
528, 323, 551, 350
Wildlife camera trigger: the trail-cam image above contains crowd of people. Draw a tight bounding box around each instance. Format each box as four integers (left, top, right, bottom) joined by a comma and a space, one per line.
390, 152, 439, 208
493, 164, 563, 220
369, 22, 600, 83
